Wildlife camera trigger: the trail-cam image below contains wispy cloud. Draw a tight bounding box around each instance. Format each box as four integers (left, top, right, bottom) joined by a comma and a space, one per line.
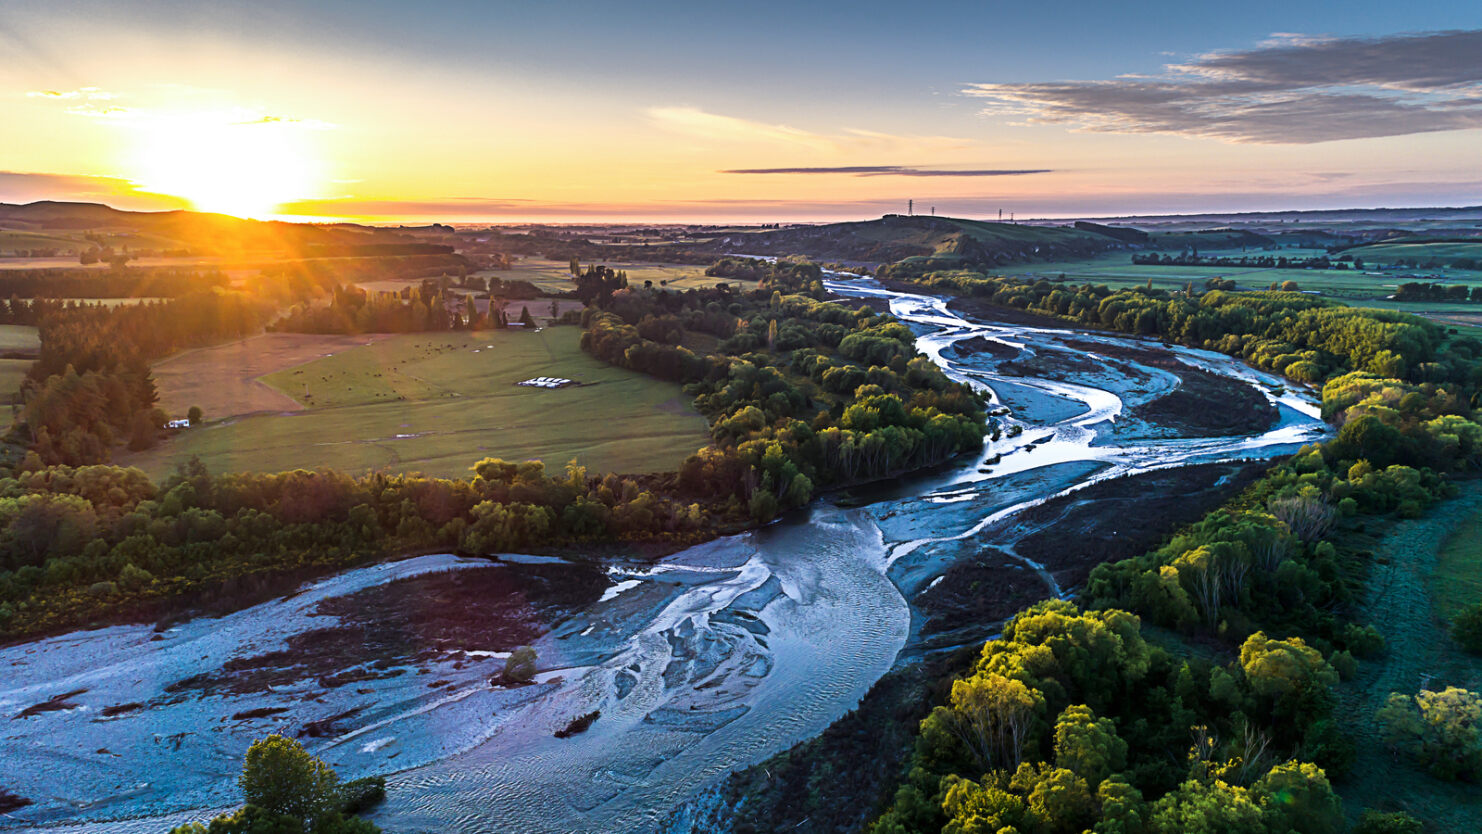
965, 29, 1482, 143
25, 85, 333, 129
723, 166, 1051, 177
648, 106, 968, 153
26, 86, 115, 100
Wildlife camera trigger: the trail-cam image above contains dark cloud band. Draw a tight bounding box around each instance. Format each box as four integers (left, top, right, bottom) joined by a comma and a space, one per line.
721, 166, 1051, 177
965, 29, 1482, 144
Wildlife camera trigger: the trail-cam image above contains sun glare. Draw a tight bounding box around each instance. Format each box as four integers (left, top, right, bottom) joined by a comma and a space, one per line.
131, 113, 323, 219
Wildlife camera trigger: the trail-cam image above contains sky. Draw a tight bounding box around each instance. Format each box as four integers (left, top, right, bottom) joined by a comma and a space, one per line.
2, 0, 1481, 223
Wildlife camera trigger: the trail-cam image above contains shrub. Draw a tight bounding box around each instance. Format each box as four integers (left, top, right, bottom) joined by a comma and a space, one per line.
1377, 687, 1482, 780
1451, 602, 1482, 653
502, 646, 537, 684
1353, 809, 1424, 834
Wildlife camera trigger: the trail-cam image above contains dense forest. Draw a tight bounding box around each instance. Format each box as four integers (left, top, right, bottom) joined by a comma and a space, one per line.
0, 257, 986, 640
858, 267, 1482, 833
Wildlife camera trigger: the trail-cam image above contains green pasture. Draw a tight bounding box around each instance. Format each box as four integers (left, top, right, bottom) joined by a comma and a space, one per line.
0, 358, 30, 402
0, 230, 84, 252
476, 258, 756, 294
122, 326, 712, 479
1345, 241, 1482, 264
1433, 506, 1482, 618
1337, 482, 1482, 830
0, 325, 41, 352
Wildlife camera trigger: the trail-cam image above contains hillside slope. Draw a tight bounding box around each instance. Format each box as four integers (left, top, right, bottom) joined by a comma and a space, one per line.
0, 201, 432, 258
688, 214, 1128, 267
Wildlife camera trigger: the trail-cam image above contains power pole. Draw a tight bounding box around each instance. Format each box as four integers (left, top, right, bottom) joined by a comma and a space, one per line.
908, 199, 913, 216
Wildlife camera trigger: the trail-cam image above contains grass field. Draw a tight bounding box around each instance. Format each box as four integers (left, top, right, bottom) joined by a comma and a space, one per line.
148, 333, 394, 420
1344, 241, 1482, 264
0, 230, 84, 253
1337, 482, 1482, 829
473, 258, 756, 294
0, 326, 40, 403
122, 326, 710, 479
0, 325, 40, 353
0, 358, 30, 403
1433, 506, 1482, 618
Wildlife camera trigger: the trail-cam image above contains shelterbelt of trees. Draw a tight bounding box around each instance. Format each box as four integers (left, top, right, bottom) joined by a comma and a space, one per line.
0, 258, 986, 640
1130, 253, 1354, 271
269, 274, 547, 334
1393, 281, 1482, 303
867, 268, 1482, 833
0, 267, 233, 299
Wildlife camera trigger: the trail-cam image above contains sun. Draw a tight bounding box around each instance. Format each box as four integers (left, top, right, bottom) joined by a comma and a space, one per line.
131, 113, 323, 219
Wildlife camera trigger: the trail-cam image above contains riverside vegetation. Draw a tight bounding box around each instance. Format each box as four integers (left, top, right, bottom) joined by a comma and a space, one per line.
8, 236, 1482, 831
858, 267, 1482, 833
0, 257, 984, 641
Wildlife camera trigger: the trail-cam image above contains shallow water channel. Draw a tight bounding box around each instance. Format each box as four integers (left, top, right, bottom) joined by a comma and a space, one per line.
0, 279, 1328, 832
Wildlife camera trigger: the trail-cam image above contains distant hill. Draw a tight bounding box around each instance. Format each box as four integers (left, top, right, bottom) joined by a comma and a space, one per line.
682, 214, 1130, 267
0, 201, 436, 259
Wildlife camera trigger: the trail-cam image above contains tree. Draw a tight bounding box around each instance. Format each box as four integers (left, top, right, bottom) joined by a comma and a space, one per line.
1252, 760, 1342, 834
940, 672, 1045, 772
1146, 779, 1267, 834
1378, 686, 1482, 780
1238, 632, 1338, 722
938, 773, 1028, 834
188, 405, 204, 425
1053, 704, 1127, 787
1267, 490, 1335, 543
127, 410, 158, 451
1011, 763, 1096, 833
1452, 602, 1482, 652
1095, 777, 1147, 834
503, 646, 537, 684
519, 306, 536, 327
239, 735, 341, 827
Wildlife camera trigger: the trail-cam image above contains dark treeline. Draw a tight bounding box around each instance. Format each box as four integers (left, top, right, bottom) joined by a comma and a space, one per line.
271, 276, 551, 335
18, 292, 277, 467
257, 252, 471, 284
272, 282, 455, 334
1131, 252, 1350, 270
1387, 256, 1482, 270
865, 267, 1482, 833
0, 267, 231, 299
1393, 281, 1482, 303
301, 243, 454, 258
